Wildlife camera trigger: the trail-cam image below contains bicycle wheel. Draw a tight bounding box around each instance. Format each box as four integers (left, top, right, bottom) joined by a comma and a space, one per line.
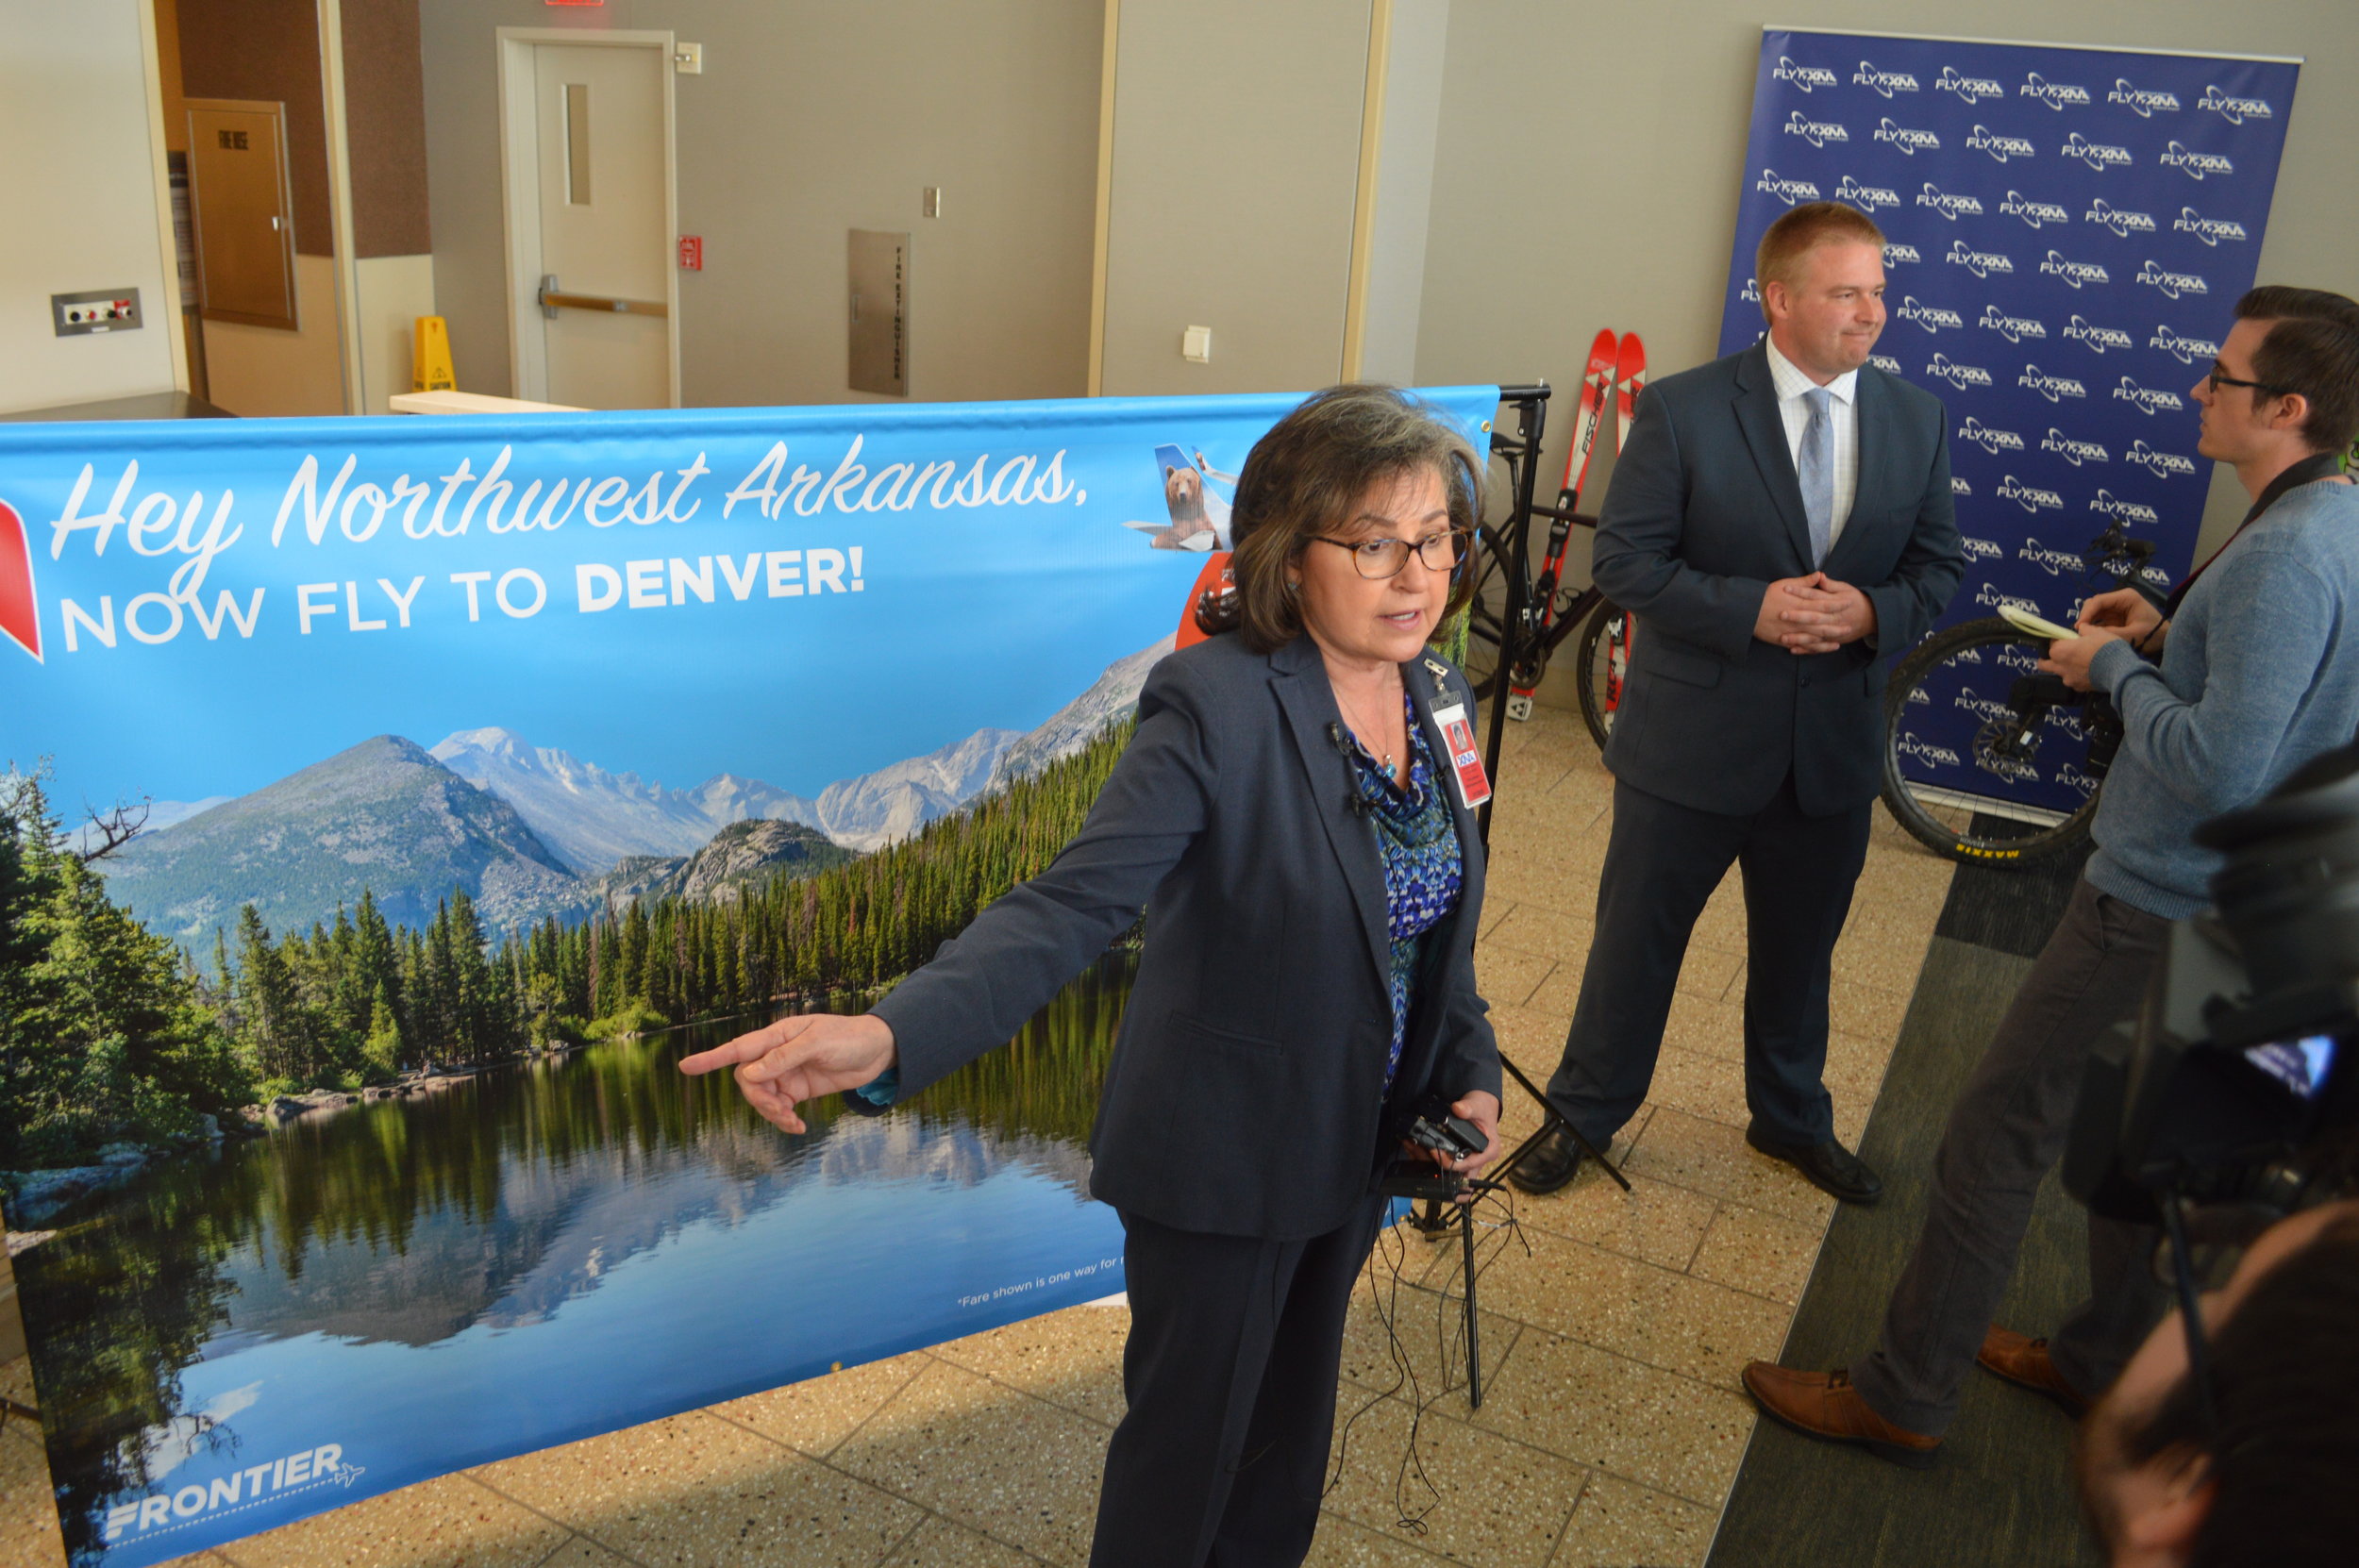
1572, 597, 1628, 750
1460, 524, 1515, 701
1881, 617, 2104, 864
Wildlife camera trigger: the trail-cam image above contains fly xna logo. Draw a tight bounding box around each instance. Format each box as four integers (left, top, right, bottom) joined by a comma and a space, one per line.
1756, 169, 1822, 206
1948, 240, 2014, 278
1927, 354, 1994, 390
1960, 535, 2005, 560
2161, 142, 2234, 179
1918, 184, 1983, 220
2041, 428, 2111, 467
1966, 125, 2038, 163
1998, 475, 2066, 511
1740, 276, 1762, 304
2020, 365, 2089, 402
1980, 306, 2048, 344
1999, 191, 2071, 228
1882, 241, 1922, 264
1896, 296, 1964, 333
2041, 252, 2112, 290
1868, 353, 1904, 374
1954, 684, 2023, 722
1959, 416, 2026, 454
2108, 79, 2183, 117
1952, 475, 1973, 495
1876, 118, 1942, 154
2134, 259, 2209, 300
2062, 132, 2134, 171
2116, 377, 2188, 415
1773, 56, 1839, 92
2021, 72, 2093, 109
2198, 85, 2272, 124
2092, 489, 2161, 525
2065, 315, 2135, 353
1936, 66, 2006, 104
2085, 199, 2157, 237
2150, 325, 2220, 363
1897, 733, 1966, 768
1854, 60, 1922, 97
2174, 208, 2249, 245
1836, 175, 1902, 211
2021, 537, 2087, 572
2128, 440, 2199, 475
1785, 110, 1849, 147
1975, 582, 2040, 611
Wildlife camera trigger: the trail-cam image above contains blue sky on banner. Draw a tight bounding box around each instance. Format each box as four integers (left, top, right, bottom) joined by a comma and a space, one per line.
1717, 30, 2298, 813
1, 389, 1497, 819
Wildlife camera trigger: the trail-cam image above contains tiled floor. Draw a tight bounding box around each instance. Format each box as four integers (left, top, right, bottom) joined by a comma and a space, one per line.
0, 704, 1956, 1568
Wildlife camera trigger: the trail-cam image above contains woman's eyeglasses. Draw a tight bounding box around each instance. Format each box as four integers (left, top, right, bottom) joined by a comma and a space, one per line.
2206, 360, 2295, 398
1312, 529, 1469, 580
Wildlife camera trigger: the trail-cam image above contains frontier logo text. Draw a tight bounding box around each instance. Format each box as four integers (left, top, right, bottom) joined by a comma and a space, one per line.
105, 1444, 365, 1543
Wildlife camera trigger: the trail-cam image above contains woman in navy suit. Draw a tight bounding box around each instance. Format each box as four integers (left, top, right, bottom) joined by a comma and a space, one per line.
683, 385, 1503, 1568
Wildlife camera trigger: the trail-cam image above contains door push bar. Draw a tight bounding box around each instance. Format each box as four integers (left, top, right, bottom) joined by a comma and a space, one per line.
538, 275, 668, 320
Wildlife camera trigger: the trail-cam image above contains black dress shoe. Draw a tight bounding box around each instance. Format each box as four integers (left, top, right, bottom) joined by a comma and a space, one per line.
1744, 1125, 1883, 1205
1504, 1126, 1584, 1194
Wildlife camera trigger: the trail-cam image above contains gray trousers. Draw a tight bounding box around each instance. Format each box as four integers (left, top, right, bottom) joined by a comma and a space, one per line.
1851, 876, 2174, 1436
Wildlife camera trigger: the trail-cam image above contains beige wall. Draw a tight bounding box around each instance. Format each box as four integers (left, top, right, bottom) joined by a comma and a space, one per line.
1097, 0, 1373, 396
417, 0, 1103, 409
1414, 0, 2359, 608
0, 0, 180, 414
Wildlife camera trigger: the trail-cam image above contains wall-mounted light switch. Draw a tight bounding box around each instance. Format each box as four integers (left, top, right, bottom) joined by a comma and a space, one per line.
1181, 325, 1212, 363
674, 42, 703, 74
53, 288, 143, 336
922, 187, 942, 219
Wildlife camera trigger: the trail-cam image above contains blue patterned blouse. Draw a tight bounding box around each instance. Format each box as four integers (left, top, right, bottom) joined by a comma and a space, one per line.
1346, 692, 1465, 1092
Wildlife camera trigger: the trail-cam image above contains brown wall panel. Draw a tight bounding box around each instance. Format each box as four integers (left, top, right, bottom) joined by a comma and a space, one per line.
176, 0, 333, 256
342, 0, 429, 258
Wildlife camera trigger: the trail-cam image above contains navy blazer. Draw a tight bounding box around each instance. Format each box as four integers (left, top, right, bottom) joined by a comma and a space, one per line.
1593, 340, 1965, 817
872, 632, 1500, 1240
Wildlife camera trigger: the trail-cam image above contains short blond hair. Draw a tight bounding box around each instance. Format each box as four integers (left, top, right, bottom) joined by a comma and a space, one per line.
1756, 202, 1885, 321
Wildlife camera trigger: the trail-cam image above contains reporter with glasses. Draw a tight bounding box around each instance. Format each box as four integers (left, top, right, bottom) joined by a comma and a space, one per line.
682, 385, 1503, 1568
1746, 286, 2359, 1464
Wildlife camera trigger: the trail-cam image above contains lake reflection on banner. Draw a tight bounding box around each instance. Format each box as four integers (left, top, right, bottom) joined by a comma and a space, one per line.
14, 955, 1133, 1568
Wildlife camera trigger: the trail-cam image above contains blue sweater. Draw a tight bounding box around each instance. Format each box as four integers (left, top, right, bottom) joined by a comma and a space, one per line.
2086, 477, 2359, 918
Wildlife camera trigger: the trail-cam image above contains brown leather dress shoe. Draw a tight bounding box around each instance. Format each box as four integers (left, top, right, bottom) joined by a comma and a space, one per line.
1976, 1326, 2092, 1419
1741, 1362, 1941, 1468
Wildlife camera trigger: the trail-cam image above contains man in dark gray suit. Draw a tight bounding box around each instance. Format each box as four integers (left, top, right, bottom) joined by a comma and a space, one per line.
1512, 201, 1963, 1203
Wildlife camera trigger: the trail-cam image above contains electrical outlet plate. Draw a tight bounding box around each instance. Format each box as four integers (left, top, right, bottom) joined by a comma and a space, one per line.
674, 42, 702, 74
1181, 325, 1212, 362
53, 288, 143, 336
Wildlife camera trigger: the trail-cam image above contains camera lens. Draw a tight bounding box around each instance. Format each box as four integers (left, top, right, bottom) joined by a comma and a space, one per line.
2199, 743, 2359, 1001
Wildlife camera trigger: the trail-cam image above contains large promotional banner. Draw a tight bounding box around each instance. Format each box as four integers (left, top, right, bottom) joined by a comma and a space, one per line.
1719, 28, 2300, 815
0, 386, 1498, 1566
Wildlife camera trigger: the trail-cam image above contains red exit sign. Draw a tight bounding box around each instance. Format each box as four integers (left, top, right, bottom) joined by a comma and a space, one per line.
678, 235, 704, 272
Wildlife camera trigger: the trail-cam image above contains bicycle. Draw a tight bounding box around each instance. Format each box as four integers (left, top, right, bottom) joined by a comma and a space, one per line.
1461, 459, 1631, 750
1879, 520, 2157, 864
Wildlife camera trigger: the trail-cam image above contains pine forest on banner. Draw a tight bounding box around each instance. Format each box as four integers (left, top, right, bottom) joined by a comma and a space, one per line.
0, 721, 1134, 1173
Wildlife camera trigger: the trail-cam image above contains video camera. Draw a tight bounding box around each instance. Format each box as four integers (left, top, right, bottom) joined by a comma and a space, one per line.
2066, 741, 2359, 1227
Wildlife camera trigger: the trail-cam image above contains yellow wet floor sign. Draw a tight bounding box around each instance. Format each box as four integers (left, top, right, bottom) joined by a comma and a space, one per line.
412, 317, 456, 392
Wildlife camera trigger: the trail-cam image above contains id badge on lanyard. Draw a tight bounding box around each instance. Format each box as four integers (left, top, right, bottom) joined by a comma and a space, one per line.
1429, 703, 1493, 810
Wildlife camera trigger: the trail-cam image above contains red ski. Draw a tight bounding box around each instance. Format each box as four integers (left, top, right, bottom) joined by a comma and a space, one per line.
1506, 331, 1616, 720
1593, 332, 1648, 725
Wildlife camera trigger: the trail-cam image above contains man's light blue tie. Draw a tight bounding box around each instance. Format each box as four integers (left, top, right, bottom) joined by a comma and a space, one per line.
1799, 386, 1834, 568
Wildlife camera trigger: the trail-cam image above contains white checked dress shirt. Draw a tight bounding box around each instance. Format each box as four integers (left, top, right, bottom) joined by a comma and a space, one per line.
1764, 337, 1861, 554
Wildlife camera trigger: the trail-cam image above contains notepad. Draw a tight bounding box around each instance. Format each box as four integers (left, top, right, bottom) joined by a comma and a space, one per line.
1998, 603, 2081, 641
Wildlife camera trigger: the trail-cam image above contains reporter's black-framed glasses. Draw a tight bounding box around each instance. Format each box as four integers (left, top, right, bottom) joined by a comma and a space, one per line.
1310, 528, 1471, 579
2206, 359, 2297, 398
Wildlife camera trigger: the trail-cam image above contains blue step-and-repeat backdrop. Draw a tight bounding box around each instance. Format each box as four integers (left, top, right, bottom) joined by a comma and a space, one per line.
1718, 29, 2300, 817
